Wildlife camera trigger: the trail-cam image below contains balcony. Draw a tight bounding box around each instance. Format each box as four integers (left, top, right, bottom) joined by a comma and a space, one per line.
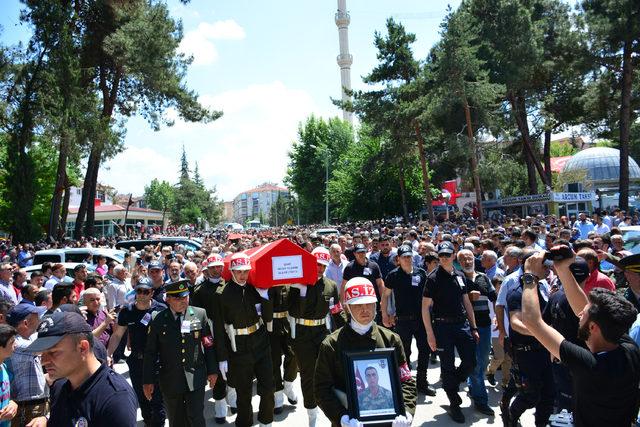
335, 11, 350, 27
336, 53, 353, 67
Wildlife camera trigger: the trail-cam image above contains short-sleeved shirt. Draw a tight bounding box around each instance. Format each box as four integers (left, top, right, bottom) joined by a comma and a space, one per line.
423, 266, 468, 319
506, 283, 546, 347
542, 288, 580, 345
343, 260, 382, 300
49, 364, 137, 427
369, 252, 396, 280
559, 337, 640, 426
117, 300, 166, 355
0, 363, 10, 427
385, 267, 427, 316
85, 310, 111, 349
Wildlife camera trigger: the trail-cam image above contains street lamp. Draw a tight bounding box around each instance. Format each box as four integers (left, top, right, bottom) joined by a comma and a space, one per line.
310, 144, 330, 224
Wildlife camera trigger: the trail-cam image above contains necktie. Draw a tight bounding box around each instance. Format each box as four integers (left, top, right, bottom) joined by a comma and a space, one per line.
175, 313, 182, 328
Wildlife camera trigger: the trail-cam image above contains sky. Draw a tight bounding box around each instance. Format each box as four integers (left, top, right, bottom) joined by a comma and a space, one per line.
0, 0, 461, 201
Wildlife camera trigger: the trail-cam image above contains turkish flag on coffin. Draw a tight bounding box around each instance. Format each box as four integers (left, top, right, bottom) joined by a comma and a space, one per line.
222, 238, 318, 289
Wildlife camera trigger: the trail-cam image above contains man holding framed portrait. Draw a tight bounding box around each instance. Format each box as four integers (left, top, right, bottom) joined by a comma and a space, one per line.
314, 277, 416, 426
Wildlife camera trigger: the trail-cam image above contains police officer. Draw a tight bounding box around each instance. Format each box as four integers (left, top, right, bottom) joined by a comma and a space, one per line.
381, 244, 436, 396
269, 284, 298, 415
108, 277, 167, 426
288, 246, 346, 426
148, 261, 166, 304
505, 264, 554, 426
422, 241, 479, 423
314, 277, 416, 427
213, 253, 275, 427
143, 279, 218, 427
341, 243, 384, 321
190, 254, 229, 424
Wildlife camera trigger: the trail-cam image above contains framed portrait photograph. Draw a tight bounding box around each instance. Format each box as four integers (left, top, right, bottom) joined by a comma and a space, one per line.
343, 348, 405, 425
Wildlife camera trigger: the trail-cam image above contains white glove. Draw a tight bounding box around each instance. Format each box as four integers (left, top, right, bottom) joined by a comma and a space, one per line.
391, 413, 413, 427
340, 415, 363, 427
218, 361, 228, 381
290, 283, 307, 297
256, 287, 269, 300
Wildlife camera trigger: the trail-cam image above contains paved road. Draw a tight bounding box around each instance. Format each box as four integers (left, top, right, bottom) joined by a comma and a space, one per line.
115, 341, 537, 426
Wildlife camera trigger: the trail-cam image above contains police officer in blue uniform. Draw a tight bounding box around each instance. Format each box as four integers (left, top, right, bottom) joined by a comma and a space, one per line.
108, 278, 167, 427
27, 311, 138, 426
382, 244, 436, 396
505, 269, 554, 426
143, 279, 218, 427
422, 241, 479, 423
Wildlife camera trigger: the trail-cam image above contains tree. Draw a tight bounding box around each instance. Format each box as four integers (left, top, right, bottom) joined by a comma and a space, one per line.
144, 178, 174, 229
580, 0, 640, 210
285, 116, 353, 224
429, 7, 505, 220
73, 0, 221, 239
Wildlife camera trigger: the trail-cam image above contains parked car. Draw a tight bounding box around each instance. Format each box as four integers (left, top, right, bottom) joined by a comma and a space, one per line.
621, 226, 640, 254
32, 248, 125, 265
114, 237, 202, 252
23, 262, 96, 281
314, 228, 340, 237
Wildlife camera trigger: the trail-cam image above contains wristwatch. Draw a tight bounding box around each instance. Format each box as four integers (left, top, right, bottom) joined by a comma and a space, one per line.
521, 273, 539, 286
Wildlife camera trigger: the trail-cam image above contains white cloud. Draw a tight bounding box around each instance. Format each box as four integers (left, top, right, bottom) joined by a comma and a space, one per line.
102, 81, 334, 201
179, 20, 245, 66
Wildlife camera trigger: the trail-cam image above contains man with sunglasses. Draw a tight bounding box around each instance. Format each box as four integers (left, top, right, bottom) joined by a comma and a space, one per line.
148, 261, 167, 304
108, 278, 167, 427
422, 241, 479, 423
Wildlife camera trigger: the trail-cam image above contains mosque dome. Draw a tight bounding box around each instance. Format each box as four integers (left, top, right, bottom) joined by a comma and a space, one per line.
562, 147, 640, 183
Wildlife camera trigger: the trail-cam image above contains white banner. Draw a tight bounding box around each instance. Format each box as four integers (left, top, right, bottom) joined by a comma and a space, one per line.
272, 255, 303, 280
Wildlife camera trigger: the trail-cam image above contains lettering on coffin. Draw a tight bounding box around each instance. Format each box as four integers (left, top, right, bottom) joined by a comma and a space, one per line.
272, 255, 303, 280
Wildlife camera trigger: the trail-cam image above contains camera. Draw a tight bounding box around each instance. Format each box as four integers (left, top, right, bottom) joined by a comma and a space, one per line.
544, 245, 573, 262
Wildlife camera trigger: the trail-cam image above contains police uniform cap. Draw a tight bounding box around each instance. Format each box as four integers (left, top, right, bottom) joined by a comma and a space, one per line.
148, 261, 162, 270
165, 279, 190, 297
27, 312, 92, 353
354, 243, 367, 253
135, 277, 153, 290
437, 241, 455, 255
397, 245, 413, 257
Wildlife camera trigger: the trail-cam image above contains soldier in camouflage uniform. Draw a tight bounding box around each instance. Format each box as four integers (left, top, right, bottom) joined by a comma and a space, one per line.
314, 277, 416, 427
288, 246, 346, 426
358, 366, 394, 412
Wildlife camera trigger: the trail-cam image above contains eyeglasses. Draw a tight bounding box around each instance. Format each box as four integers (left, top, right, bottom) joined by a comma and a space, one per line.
438, 253, 452, 258
136, 289, 152, 295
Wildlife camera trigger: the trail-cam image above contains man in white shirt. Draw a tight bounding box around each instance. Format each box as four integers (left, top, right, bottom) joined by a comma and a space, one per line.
324, 244, 347, 292
104, 265, 131, 310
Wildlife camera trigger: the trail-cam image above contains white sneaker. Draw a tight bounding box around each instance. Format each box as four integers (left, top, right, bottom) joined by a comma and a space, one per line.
307, 407, 319, 427
258, 424, 272, 427
283, 381, 298, 404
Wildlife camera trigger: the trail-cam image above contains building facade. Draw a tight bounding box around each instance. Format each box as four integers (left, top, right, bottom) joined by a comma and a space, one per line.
232, 183, 289, 224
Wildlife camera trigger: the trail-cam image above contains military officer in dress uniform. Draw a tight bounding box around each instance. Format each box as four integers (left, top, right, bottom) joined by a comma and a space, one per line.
142, 279, 218, 427
108, 278, 167, 426
269, 284, 299, 414
213, 253, 275, 427
288, 246, 346, 427
191, 254, 229, 424
314, 277, 416, 427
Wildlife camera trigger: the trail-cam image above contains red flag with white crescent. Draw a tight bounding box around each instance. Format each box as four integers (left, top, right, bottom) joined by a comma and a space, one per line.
355, 366, 365, 393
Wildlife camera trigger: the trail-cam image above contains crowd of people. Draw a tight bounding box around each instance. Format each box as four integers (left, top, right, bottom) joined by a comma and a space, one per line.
0, 209, 638, 426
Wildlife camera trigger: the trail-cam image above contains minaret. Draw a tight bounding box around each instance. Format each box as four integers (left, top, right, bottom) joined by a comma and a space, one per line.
335, 0, 353, 124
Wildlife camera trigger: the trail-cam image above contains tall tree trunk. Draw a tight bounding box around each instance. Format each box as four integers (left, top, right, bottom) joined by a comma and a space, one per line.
543, 128, 552, 186
524, 148, 538, 195
74, 148, 98, 239
508, 92, 550, 191
413, 121, 435, 221
85, 151, 101, 237
48, 133, 69, 240
463, 99, 484, 221
618, 38, 633, 212
58, 176, 71, 241
398, 164, 409, 222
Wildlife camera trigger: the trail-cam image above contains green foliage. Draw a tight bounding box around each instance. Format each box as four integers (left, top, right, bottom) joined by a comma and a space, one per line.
285, 116, 354, 223
549, 141, 578, 157
146, 150, 222, 228
477, 143, 531, 197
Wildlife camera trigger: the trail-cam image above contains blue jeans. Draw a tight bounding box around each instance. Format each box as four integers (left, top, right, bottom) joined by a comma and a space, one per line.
468, 325, 491, 405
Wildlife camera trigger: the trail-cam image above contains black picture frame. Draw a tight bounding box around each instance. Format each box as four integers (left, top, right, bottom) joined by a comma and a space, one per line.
343, 348, 405, 425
